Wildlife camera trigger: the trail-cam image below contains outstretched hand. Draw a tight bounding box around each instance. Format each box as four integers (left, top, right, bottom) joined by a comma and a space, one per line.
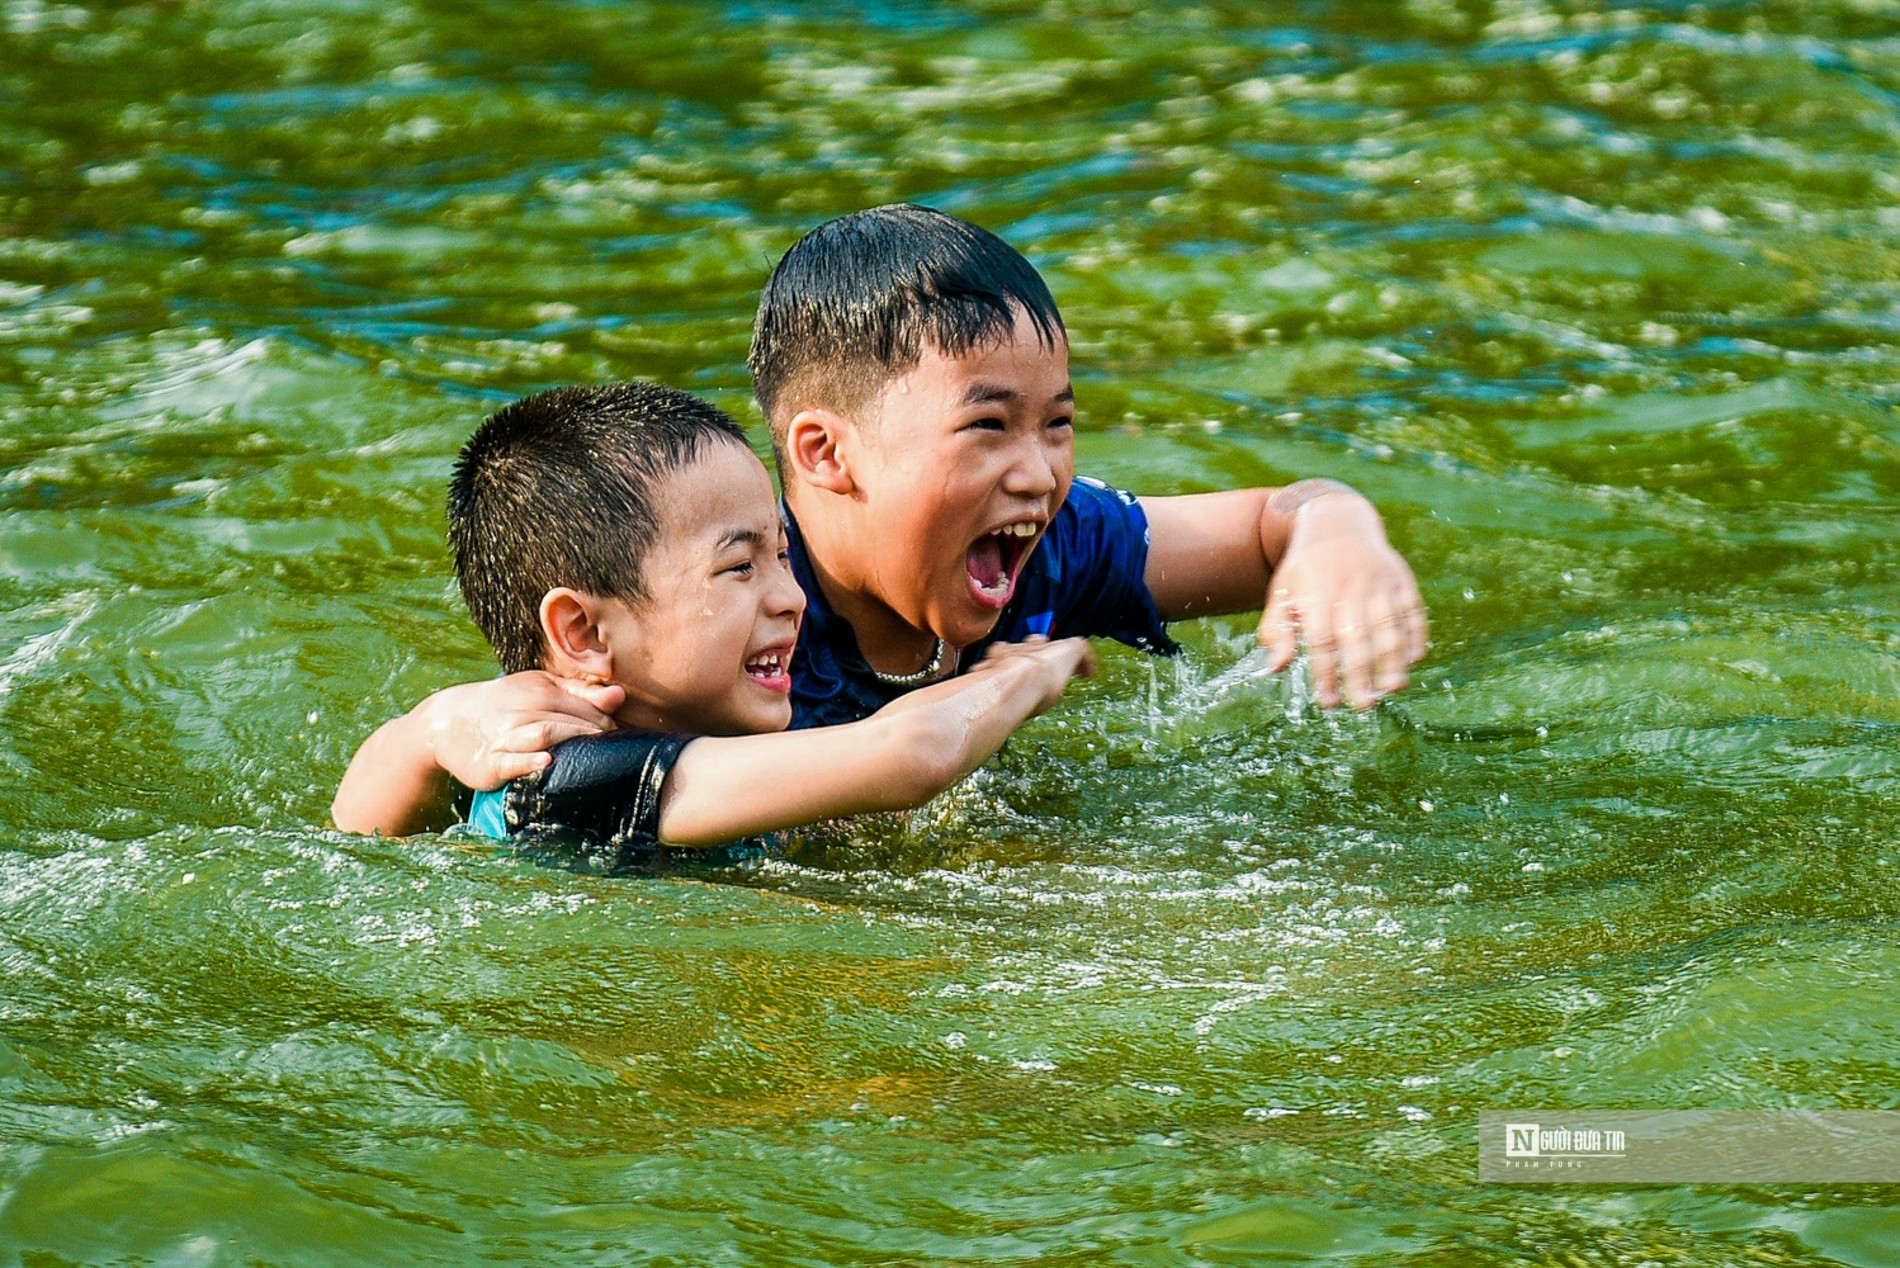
1258, 494, 1427, 709
420, 670, 625, 790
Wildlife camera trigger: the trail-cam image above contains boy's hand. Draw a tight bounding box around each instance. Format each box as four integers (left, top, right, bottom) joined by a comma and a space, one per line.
418, 671, 625, 790
969, 635, 1097, 715
1259, 487, 1427, 710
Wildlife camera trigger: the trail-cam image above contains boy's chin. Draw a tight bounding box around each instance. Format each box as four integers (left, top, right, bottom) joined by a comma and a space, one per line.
752, 697, 795, 733
931, 600, 1008, 648
703, 698, 794, 736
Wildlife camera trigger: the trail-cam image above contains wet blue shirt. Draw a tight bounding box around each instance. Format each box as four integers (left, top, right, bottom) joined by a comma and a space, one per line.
786, 475, 1178, 729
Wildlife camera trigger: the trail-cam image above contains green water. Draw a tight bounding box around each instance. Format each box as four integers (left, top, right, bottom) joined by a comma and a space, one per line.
4, 0, 1899, 1261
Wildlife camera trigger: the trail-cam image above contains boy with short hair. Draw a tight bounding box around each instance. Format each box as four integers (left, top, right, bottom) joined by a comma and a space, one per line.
331, 205, 1425, 834
331, 381, 1093, 859
753, 204, 1423, 724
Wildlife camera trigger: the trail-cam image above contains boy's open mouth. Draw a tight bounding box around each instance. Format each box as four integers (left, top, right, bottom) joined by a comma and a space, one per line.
743, 643, 795, 694
965, 520, 1041, 609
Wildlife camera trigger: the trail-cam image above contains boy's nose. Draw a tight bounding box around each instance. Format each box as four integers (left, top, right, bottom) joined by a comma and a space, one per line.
1003, 435, 1061, 498
769, 562, 807, 620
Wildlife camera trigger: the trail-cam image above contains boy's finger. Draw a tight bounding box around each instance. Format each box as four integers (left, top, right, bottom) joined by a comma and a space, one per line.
1369, 590, 1409, 696
1072, 642, 1097, 678
502, 718, 601, 756
531, 692, 618, 730
500, 669, 573, 707
1302, 607, 1342, 708
1405, 583, 1429, 664
489, 751, 553, 785
1260, 588, 1298, 671
556, 677, 626, 714
1337, 604, 1376, 709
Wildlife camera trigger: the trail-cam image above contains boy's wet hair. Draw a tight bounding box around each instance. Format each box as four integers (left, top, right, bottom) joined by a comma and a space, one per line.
448, 382, 750, 674
748, 204, 1066, 452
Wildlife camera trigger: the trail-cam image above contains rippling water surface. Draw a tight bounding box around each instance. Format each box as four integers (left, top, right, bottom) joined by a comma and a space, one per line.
4, 1, 1900, 1262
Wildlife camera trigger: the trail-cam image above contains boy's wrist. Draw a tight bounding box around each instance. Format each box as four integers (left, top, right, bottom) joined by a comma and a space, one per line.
410, 690, 455, 773
1019, 649, 1070, 711
1258, 479, 1369, 566
1269, 478, 1364, 519
1281, 481, 1380, 541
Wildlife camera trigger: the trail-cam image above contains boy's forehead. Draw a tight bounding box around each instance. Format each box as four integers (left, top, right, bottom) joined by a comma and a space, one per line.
887, 320, 1071, 405
954, 377, 1076, 407
654, 442, 780, 544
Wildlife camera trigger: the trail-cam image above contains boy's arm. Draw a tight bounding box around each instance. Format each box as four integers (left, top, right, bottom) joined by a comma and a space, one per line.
331, 672, 625, 835
655, 637, 1094, 846
1140, 480, 1427, 710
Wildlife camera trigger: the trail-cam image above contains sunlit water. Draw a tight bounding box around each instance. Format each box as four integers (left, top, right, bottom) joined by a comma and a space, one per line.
3, 1, 1899, 1262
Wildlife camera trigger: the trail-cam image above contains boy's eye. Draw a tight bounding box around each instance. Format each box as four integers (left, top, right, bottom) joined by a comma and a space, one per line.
723, 560, 754, 577
965, 416, 1007, 433
1049, 414, 1074, 430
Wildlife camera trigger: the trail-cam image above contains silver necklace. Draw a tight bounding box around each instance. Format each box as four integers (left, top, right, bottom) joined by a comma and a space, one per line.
869, 637, 949, 687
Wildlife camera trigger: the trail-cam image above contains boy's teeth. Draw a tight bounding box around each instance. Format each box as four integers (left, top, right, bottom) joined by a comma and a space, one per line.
999, 522, 1038, 538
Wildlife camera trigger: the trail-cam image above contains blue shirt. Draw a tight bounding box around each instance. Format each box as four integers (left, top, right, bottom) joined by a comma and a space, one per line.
786, 475, 1178, 729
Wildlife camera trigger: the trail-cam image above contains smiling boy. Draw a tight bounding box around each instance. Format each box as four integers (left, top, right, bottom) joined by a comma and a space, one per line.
331, 205, 1426, 834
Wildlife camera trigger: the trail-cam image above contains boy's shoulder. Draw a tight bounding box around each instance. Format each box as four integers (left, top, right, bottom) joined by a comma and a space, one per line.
526, 727, 695, 799
466, 728, 775, 872
463, 729, 691, 861
1037, 475, 1148, 576
982, 473, 1178, 653
1071, 473, 1141, 508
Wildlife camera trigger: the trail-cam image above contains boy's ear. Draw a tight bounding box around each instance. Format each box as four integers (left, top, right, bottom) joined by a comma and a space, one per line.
538, 588, 614, 681
784, 408, 856, 495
